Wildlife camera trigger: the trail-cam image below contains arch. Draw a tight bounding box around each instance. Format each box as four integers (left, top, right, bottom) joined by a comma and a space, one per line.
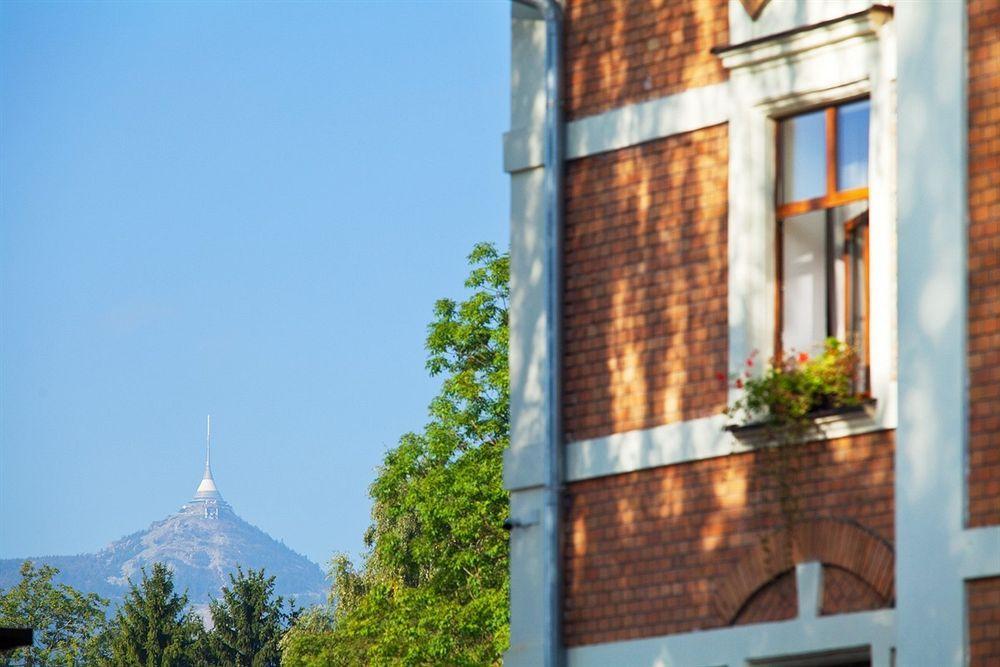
712, 518, 894, 625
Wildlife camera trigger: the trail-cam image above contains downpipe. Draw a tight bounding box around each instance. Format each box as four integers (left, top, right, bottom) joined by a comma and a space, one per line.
511, 2, 565, 666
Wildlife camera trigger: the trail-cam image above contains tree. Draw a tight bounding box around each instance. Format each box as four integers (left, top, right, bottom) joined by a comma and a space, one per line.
107, 563, 202, 666
282, 243, 510, 666
0, 560, 108, 667
208, 566, 290, 667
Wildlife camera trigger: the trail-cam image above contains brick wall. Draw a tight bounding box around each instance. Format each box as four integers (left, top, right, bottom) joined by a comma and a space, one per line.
968, 0, 1000, 528
564, 0, 728, 120
563, 430, 895, 647
562, 125, 728, 443
967, 577, 1000, 666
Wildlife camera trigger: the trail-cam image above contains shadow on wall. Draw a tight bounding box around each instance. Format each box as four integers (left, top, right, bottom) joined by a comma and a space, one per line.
563, 0, 728, 121
561, 126, 729, 444
563, 431, 896, 647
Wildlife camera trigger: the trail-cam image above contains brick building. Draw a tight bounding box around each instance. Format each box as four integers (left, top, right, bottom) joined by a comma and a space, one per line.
503, 1, 1000, 665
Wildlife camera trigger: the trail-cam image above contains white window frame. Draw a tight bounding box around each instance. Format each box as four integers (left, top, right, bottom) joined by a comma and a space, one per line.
722, 8, 897, 434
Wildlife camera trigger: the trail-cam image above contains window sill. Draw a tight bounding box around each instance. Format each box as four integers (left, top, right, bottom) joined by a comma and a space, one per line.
725, 399, 882, 448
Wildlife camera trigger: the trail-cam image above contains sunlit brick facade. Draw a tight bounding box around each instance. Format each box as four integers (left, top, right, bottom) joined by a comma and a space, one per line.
505, 1, 999, 666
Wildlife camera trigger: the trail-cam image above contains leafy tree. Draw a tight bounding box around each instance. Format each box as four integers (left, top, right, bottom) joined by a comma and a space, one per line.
107, 563, 202, 666
276, 606, 336, 667
0, 560, 108, 667
208, 566, 291, 667
282, 243, 510, 666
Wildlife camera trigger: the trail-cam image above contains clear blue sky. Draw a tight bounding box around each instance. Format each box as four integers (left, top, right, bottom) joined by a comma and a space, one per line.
1, 1, 510, 567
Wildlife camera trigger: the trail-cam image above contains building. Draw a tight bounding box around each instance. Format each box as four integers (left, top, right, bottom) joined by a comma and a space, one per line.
182, 416, 231, 519
503, 1, 999, 665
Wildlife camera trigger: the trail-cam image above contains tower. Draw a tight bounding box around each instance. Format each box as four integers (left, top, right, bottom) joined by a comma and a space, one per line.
186, 415, 229, 518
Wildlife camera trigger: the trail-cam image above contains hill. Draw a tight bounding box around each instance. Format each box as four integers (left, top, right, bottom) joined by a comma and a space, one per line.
0, 439, 327, 615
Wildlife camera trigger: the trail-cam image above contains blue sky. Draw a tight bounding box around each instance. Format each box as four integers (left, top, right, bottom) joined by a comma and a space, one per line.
0, 1, 509, 566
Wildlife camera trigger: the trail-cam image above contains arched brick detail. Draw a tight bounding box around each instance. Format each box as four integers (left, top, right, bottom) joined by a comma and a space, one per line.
821, 564, 887, 615
712, 518, 894, 625
732, 569, 797, 625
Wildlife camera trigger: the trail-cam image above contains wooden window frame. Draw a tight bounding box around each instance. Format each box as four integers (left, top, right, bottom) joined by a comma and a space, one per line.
774, 100, 871, 391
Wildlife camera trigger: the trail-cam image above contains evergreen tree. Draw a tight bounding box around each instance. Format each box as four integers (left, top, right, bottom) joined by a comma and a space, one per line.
282, 242, 510, 665
108, 562, 201, 666
0, 560, 108, 667
208, 566, 289, 667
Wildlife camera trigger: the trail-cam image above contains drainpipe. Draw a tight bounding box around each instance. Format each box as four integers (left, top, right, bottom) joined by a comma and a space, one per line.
512, 1, 564, 666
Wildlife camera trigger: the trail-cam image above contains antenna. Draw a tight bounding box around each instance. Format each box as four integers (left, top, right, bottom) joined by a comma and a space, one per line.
205, 414, 212, 475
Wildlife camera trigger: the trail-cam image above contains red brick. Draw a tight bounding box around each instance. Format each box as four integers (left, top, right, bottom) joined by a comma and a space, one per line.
563, 431, 895, 646
562, 125, 728, 442
564, 0, 729, 120
968, 577, 1000, 665
968, 0, 1000, 528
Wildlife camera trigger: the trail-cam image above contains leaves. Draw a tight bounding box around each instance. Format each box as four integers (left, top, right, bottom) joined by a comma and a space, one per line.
0, 560, 108, 667
282, 243, 510, 666
724, 337, 861, 435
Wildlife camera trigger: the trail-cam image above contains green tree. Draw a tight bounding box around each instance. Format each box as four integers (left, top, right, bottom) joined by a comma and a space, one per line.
0, 560, 108, 667
208, 567, 290, 667
107, 563, 202, 666
276, 606, 335, 667
282, 243, 510, 666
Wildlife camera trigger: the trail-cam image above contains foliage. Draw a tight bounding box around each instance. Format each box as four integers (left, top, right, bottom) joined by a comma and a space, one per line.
0, 560, 108, 667
106, 563, 203, 666
722, 338, 862, 532
282, 242, 510, 666
723, 337, 860, 435
277, 607, 336, 667
208, 566, 292, 667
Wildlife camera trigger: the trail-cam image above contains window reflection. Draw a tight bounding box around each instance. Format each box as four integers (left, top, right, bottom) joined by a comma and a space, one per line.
837, 99, 870, 191
779, 110, 826, 204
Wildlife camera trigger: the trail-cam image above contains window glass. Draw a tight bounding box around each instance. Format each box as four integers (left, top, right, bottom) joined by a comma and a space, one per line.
779, 110, 826, 203
781, 209, 827, 355
836, 99, 869, 190
831, 200, 869, 341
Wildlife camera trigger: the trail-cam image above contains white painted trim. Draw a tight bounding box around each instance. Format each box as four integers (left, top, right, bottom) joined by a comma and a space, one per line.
565, 416, 736, 481
503, 83, 731, 173
728, 0, 880, 46
564, 408, 889, 482
724, 11, 898, 441
505, 14, 551, 667
796, 561, 824, 620
567, 608, 895, 667
956, 526, 1000, 580
718, 7, 891, 71
506, 164, 549, 493
894, 2, 971, 665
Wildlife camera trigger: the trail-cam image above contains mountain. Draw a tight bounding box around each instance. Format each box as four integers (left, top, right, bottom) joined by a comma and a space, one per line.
0, 437, 328, 615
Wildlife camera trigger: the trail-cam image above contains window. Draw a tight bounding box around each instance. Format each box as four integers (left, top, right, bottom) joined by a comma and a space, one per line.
776, 99, 871, 392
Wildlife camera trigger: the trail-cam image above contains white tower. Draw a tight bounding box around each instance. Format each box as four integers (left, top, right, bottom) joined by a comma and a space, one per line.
188, 415, 228, 518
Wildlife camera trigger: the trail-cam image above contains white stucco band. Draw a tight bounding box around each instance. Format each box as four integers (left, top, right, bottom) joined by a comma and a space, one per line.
568, 608, 895, 667
564, 408, 889, 483
503, 83, 731, 173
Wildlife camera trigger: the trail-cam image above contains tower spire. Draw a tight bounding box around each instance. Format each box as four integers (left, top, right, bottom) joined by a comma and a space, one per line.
205, 414, 212, 479
193, 415, 223, 504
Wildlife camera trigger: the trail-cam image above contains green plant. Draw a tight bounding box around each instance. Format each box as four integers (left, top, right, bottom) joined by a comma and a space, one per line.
722, 337, 861, 435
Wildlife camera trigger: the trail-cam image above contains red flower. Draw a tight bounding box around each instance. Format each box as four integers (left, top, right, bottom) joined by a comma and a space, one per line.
746, 357, 754, 367
715, 372, 726, 382
735, 378, 744, 389
798, 352, 809, 363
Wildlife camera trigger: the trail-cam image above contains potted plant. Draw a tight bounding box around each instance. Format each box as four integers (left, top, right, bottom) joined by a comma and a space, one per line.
722, 337, 862, 440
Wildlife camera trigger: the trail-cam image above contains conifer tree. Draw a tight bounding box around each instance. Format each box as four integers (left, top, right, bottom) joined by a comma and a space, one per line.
108, 562, 201, 666
208, 566, 289, 667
